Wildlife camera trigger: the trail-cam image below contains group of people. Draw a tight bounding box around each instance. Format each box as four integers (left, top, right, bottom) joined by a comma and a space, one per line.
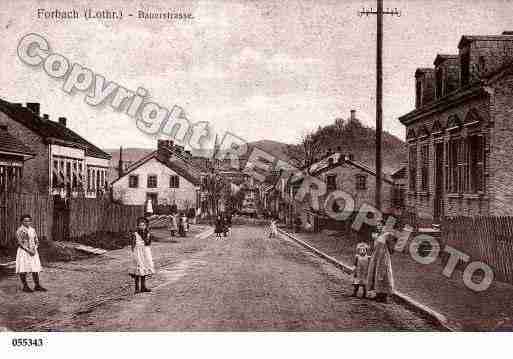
214, 212, 232, 238
14, 212, 394, 301
352, 221, 395, 303
167, 212, 189, 237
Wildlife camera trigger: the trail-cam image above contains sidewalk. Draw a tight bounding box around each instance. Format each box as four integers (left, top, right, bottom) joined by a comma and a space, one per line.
283, 228, 513, 331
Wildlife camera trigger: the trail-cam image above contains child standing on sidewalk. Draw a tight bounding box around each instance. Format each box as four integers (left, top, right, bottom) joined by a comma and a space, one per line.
352, 242, 370, 298
16, 214, 47, 293
268, 219, 278, 238
129, 217, 155, 293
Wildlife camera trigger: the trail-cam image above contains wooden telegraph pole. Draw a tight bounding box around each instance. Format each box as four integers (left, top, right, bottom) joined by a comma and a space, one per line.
359, 1, 400, 212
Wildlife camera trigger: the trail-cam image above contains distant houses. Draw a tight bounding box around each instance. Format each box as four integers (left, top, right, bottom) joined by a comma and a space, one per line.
399, 31, 513, 221
0, 98, 111, 197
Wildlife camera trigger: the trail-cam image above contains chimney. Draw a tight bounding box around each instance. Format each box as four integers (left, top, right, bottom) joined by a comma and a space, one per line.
58, 117, 67, 127
43, 114, 49, 120
26, 102, 40, 116
118, 146, 124, 178
350, 109, 356, 121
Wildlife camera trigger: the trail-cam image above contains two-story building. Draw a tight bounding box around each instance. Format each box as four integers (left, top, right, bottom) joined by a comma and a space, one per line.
111, 140, 201, 211
0, 98, 111, 197
399, 31, 513, 221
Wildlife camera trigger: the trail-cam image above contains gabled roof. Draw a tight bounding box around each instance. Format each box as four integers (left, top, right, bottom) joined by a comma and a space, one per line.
0, 127, 35, 159
0, 98, 111, 159
290, 152, 394, 185
111, 151, 201, 186
434, 54, 458, 66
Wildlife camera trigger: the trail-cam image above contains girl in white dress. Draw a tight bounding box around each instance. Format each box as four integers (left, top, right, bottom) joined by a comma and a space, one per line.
129, 217, 155, 293
268, 219, 278, 238
352, 243, 370, 298
16, 214, 47, 293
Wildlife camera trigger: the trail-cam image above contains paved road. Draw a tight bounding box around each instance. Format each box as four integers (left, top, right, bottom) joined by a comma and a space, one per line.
0, 225, 438, 331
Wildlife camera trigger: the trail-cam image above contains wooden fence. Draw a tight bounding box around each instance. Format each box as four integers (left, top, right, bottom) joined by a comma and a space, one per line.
0, 194, 143, 248
0, 192, 53, 248
68, 198, 144, 239
439, 216, 513, 284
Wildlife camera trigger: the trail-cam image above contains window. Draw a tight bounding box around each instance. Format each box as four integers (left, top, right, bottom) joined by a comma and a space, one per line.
170, 175, 180, 188
147, 175, 157, 188
435, 67, 444, 98
409, 146, 417, 191
326, 174, 337, 191
461, 50, 470, 86
129, 175, 139, 188
420, 144, 429, 191
356, 174, 367, 190
469, 135, 485, 192
448, 137, 468, 193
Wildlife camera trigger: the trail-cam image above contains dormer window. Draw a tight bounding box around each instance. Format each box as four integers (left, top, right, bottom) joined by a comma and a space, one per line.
461, 50, 470, 86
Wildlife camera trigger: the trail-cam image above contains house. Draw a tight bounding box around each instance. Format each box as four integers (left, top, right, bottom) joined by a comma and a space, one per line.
0, 99, 111, 197
111, 140, 202, 211
0, 123, 35, 193
399, 31, 513, 221
288, 152, 396, 230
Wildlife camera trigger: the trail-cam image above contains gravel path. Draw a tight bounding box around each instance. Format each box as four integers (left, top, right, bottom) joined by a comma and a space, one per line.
0, 225, 438, 331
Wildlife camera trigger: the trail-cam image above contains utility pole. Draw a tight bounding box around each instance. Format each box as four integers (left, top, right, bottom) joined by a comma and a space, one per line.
359, 1, 400, 212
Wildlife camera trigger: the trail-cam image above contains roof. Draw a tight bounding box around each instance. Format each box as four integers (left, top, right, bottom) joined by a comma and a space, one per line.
433, 54, 458, 66
458, 34, 513, 49
289, 152, 394, 185
111, 151, 201, 186
390, 166, 407, 179
400, 61, 513, 125
0, 98, 111, 159
0, 127, 35, 159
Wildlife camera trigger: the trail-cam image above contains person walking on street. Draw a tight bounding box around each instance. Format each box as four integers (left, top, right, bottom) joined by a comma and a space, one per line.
168, 213, 178, 237
129, 217, 154, 293
215, 215, 225, 238
268, 219, 278, 238
16, 214, 47, 293
367, 221, 395, 303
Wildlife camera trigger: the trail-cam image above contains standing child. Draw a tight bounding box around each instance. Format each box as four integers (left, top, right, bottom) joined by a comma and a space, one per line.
268, 219, 278, 238
129, 217, 155, 293
16, 215, 47, 292
352, 243, 370, 298
214, 215, 224, 238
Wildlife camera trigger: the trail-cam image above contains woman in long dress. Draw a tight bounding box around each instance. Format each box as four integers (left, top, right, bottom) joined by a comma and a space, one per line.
16, 214, 47, 292
129, 217, 155, 293
367, 230, 395, 303
168, 214, 178, 237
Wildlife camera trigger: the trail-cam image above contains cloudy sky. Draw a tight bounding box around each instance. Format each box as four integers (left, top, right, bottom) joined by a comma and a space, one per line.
1, 0, 512, 150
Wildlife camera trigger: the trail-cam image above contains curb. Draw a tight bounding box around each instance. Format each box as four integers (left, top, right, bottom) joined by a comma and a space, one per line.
277, 228, 458, 332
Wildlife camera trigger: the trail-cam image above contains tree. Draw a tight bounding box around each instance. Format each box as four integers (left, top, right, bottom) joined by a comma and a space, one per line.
285, 129, 323, 173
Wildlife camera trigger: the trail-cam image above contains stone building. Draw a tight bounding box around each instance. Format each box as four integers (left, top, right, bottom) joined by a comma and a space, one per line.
0, 98, 111, 197
399, 31, 513, 220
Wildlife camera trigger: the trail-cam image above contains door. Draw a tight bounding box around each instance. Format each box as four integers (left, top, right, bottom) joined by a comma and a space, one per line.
146, 193, 158, 214
434, 142, 444, 222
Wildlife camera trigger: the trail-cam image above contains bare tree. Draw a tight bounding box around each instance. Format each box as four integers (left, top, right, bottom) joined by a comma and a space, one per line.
285, 130, 322, 174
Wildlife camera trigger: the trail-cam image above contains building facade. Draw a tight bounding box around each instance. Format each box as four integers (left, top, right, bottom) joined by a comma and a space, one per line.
0, 99, 111, 197
0, 124, 35, 193
111, 140, 201, 210
399, 31, 513, 220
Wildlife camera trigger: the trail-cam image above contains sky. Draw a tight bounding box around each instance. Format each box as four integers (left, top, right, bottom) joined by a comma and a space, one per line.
1, 0, 513, 150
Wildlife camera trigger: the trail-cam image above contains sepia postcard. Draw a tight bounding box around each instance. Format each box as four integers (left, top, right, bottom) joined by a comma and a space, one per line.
1, 0, 513, 357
